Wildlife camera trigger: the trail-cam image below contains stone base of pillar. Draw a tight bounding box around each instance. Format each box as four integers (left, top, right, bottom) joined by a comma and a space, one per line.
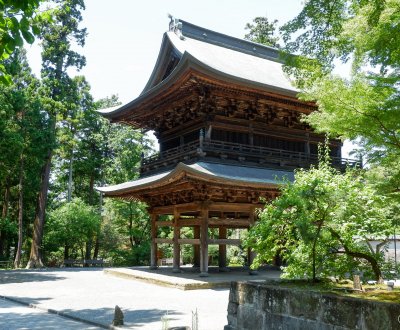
199, 272, 209, 277
172, 267, 182, 273
248, 269, 259, 275
218, 267, 230, 273
149, 265, 158, 270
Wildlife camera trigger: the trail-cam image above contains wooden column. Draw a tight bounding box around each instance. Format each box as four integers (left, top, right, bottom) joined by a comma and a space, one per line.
193, 226, 200, 267
199, 204, 209, 277
248, 209, 258, 275
218, 226, 228, 271
305, 132, 310, 156
150, 213, 158, 269
173, 207, 181, 273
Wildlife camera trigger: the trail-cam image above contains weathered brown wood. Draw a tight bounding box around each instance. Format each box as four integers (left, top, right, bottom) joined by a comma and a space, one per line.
218, 227, 227, 269
200, 205, 209, 276
154, 238, 173, 244
177, 218, 201, 227
152, 202, 199, 215
208, 218, 251, 227
178, 238, 200, 245
208, 239, 241, 245
150, 213, 157, 269
208, 202, 261, 212
155, 221, 174, 227
173, 207, 181, 272
248, 209, 258, 274
193, 226, 200, 267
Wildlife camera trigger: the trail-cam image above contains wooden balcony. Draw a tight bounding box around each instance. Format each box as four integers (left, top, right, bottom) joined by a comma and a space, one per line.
140, 140, 360, 176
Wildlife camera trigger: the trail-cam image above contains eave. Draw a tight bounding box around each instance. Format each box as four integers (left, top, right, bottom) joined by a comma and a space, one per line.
96, 162, 293, 198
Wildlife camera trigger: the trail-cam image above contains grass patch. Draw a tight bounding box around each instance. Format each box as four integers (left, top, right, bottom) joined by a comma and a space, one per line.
263, 279, 400, 303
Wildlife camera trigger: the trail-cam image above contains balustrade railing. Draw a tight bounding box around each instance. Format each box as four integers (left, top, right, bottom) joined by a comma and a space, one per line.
140, 139, 360, 175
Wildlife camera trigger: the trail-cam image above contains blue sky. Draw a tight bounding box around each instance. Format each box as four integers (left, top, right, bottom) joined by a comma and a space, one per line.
27, 0, 303, 103
26, 0, 354, 156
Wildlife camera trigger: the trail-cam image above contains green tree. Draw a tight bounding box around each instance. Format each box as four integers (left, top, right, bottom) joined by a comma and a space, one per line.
279, 0, 400, 162
0, 48, 49, 266
247, 158, 391, 282
244, 16, 280, 48
0, 0, 50, 83
27, 0, 86, 268
44, 198, 101, 261
102, 199, 150, 265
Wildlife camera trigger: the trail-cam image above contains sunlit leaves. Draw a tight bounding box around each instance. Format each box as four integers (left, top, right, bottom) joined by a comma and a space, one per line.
246, 160, 391, 281
244, 17, 280, 48
0, 0, 48, 83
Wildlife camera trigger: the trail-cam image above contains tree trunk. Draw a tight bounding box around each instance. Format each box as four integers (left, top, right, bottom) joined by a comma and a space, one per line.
67, 150, 73, 202
64, 243, 69, 260
88, 173, 94, 205
311, 221, 323, 282
85, 239, 92, 264
128, 202, 134, 248
14, 155, 24, 268
0, 178, 11, 257
329, 228, 383, 282
93, 236, 100, 259
26, 147, 53, 269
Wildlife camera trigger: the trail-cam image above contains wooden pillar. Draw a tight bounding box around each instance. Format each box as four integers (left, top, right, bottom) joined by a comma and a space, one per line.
193, 226, 200, 267
150, 213, 158, 269
248, 209, 258, 275
218, 226, 228, 271
305, 132, 310, 156
173, 207, 181, 273
199, 205, 209, 277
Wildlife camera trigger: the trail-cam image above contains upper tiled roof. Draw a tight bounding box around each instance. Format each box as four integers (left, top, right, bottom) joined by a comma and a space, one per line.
98, 19, 297, 119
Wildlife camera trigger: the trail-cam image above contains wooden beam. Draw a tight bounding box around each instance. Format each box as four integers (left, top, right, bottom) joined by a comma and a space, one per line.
208, 239, 241, 245
200, 204, 209, 276
178, 238, 200, 245
150, 213, 157, 269
173, 207, 181, 272
208, 218, 251, 227
193, 226, 200, 267
155, 238, 173, 244
155, 221, 173, 227
208, 202, 262, 212
219, 227, 227, 269
151, 205, 174, 215
152, 202, 199, 214
177, 218, 201, 227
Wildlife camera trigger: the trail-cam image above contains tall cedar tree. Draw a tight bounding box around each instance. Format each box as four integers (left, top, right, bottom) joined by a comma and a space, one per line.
0, 48, 48, 265
27, 0, 86, 268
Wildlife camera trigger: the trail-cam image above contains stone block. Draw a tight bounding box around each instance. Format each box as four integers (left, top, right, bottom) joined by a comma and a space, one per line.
237, 305, 263, 330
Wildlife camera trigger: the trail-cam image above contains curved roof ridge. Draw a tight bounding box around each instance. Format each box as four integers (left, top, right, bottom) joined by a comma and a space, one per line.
96, 162, 293, 196
177, 19, 283, 63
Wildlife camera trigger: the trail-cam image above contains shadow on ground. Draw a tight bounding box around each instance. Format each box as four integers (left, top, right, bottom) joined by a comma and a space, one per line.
0, 270, 67, 284
0, 296, 52, 306
0, 311, 98, 330
57, 306, 183, 328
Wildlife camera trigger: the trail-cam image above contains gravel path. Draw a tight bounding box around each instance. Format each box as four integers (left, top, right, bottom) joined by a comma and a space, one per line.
0, 268, 229, 329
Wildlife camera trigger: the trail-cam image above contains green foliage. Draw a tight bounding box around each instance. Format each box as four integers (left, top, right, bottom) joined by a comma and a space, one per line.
278, 2, 400, 267
44, 198, 101, 257
101, 199, 150, 265
0, 0, 48, 83
247, 158, 391, 281
280, 0, 400, 163
244, 16, 280, 48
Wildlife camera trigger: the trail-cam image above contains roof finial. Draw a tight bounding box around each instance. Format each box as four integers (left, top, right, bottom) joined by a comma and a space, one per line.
168, 13, 174, 31
168, 14, 184, 39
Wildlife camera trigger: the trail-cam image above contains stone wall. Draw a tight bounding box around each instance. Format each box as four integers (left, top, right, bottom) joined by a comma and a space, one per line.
225, 281, 400, 330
